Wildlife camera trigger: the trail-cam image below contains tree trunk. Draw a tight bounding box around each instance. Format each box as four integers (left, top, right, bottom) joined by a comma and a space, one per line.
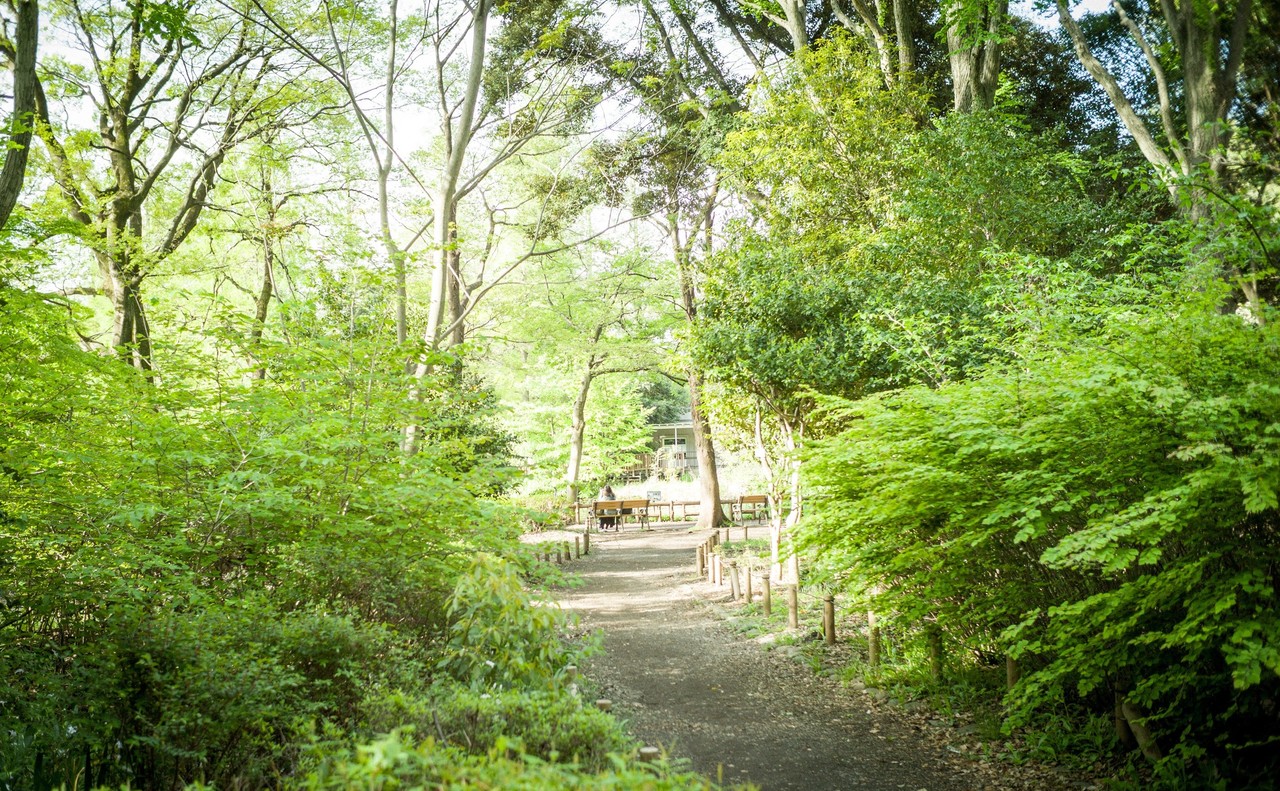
753, 405, 786, 583
892, 0, 915, 77
446, 207, 465, 347
780, 416, 803, 583
566, 362, 596, 503
417, 1, 488, 369
251, 174, 275, 381
688, 368, 725, 529
670, 217, 726, 529
833, 0, 896, 87
946, 0, 1005, 112
778, 0, 807, 53
0, 0, 37, 230
112, 277, 152, 373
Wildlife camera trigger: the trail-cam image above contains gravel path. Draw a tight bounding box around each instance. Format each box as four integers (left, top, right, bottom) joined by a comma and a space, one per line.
559, 524, 973, 791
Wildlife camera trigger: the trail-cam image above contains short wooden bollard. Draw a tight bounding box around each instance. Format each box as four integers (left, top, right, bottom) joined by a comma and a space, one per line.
1006, 655, 1020, 689
595, 699, 612, 712
721, 527, 730, 545
729, 561, 741, 600
823, 595, 836, 645
556, 547, 563, 564
745, 567, 753, 603
564, 541, 572, 561
575, 536, 581, 558
639, 746, 661, 763
868, 610, 881, 668
762, 576, 772, 616
584, 531, 590, 555
714, 554, 723, 586
787, 584, 799, 629
743, 522, 749, 542
696, 544, 705, 574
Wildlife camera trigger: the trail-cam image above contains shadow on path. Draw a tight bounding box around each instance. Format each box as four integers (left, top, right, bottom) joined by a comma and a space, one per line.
561, 526, 970, 791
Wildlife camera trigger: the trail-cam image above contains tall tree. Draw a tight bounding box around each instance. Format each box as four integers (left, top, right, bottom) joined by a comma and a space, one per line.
33, 0, 291, 371
0, 0, 37, 229
944, 0, 1007, 112
1055, 0, 1253, 209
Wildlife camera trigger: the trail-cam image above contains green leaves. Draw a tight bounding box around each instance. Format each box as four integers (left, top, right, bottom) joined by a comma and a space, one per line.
801, 294, 1280, 779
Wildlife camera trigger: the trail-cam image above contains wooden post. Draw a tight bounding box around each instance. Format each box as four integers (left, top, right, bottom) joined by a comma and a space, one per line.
595, 699, 612, 712
696, 544, 705, 574
823, 595, 836, 645
575, 536, 581, 558
762, 576, 772, 616
729, 562, 741, 600
639, 746, 661, 763
927, 624, 943, 681
745, 567, 753, 603
743, 521, 749, 541
713, 554, 722, 586
787, 584, 799, 629
1006, 655, 1020, 690
721, 526, 730, 545
868, 610, 881, 668
706, 551, 714, 583
556, 547, 563, 564
584, 531, 590, 555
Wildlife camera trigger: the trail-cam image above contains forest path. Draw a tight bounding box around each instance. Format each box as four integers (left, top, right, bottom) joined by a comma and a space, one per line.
559, 524, 973, 791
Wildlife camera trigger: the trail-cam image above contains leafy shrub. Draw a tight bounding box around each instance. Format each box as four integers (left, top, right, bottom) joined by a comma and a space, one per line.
361, 687, 630, 768
801, 297, 1280, 787
291, 730, 718, 791
436, 553, 582, 691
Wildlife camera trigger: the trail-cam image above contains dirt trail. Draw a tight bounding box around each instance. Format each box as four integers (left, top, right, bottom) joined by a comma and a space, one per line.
559, 524, 973, 791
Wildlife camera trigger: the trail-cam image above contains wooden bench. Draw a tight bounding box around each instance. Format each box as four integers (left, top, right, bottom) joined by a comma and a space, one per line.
589, 500, 623, 531
737, 494, 769, 524
618, 499, 651, 530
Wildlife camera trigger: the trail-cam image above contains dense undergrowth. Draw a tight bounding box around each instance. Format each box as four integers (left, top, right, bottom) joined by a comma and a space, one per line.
0, 282, 714, 790
799, 287, 1280, 789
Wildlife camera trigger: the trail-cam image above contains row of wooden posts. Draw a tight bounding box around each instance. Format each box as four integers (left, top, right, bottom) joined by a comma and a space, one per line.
694, 530, 1027, 689
534, 532, 591, 564
695, 531, 841, 645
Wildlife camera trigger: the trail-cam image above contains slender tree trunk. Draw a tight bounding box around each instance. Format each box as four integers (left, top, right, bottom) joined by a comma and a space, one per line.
445, 203, 465, 347
780, 415, 803, 583
566, 361, 596, 503
892, 0, 915, 77
417, 1, 488, 369
0, 0, 37, 230
670, 217, 726, 529
753, 405, 787, 582
688, 368, 724, 529
251, 170, 276, 381
380, 0, 404, 347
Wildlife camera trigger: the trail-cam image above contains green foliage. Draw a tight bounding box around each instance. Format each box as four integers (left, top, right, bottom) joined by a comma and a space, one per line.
801, 288, 1280, 787
437, 553, 579, 691
361, 686, 630, 768
292, 729, 718, 791
0, 277, 534, 788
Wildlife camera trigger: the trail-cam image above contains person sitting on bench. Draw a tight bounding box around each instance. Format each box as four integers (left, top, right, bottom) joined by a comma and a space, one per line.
598, 485, 618, 530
